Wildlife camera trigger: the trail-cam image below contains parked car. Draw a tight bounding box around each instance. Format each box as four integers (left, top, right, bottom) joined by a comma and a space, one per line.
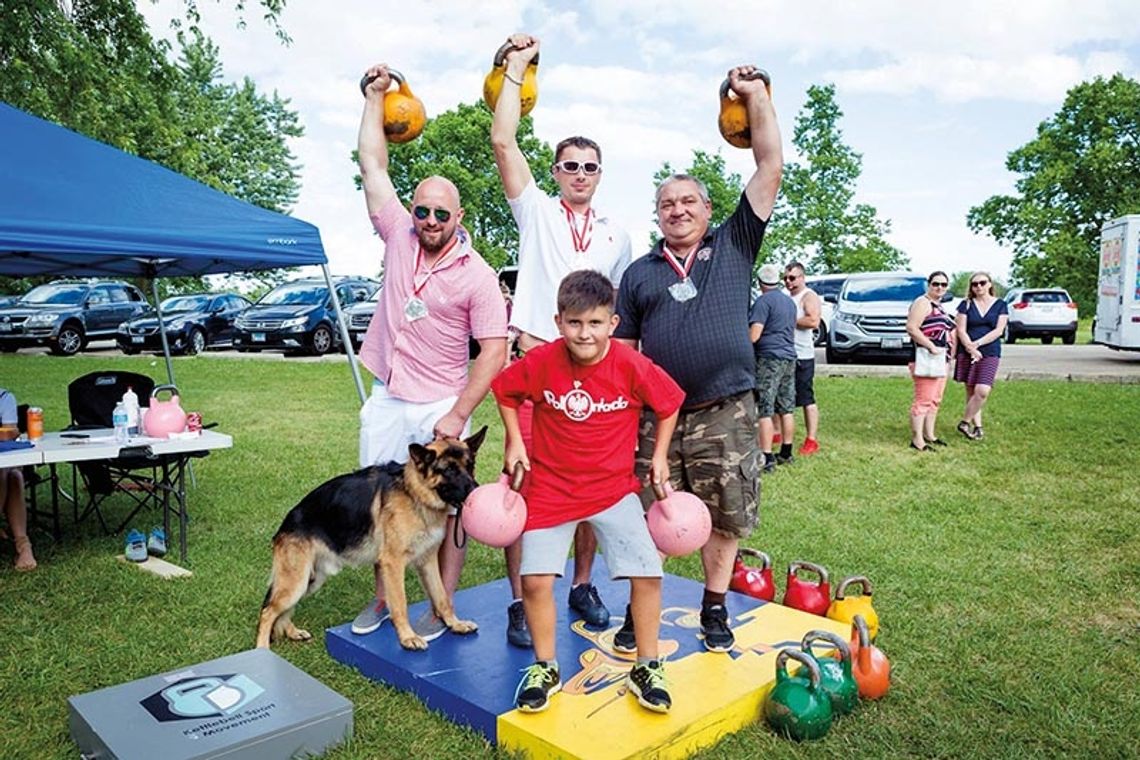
232, 277, 378, 355
805, 274, 847, 346
346, 288, 381, 349
827, 272, 955, 363
116, 292, 252, 355
0, 280, 149, 356
1003, 288, 1078, 344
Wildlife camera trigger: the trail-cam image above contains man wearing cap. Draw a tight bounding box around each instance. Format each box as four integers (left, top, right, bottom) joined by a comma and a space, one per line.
750, 263, 798, 473
614, 64, 782, 653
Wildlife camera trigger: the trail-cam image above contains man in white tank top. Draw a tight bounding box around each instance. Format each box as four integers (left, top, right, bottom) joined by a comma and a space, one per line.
785, 262, 821, 455
490, 33, 634, 647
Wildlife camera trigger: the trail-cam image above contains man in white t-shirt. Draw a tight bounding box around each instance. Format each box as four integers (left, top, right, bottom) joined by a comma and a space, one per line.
491, 33, 633, 648
784, 261, 821, 456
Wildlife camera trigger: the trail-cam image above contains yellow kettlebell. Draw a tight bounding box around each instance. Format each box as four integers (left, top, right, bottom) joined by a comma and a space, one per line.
359, 69, 426, 144
717, 68, 771, 149
826, 575, 879, 641
483, 42, 540, 116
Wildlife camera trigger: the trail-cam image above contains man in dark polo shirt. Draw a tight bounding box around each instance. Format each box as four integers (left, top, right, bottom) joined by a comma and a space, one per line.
613, 64, 782, 653
750, 263, 798, 473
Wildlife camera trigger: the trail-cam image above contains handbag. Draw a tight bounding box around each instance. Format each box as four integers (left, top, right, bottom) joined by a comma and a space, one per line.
914, 346, 946, 378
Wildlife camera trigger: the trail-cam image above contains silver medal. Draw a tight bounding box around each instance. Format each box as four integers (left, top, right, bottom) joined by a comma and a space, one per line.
668, 277, 698, 302
404, 296, 429, 321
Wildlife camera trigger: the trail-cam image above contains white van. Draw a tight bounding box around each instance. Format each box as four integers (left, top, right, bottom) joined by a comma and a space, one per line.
1095, 215, 1140, 351
827, 272, 956, 363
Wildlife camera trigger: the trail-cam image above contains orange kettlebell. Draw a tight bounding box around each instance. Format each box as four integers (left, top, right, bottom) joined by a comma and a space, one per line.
359, 69, 426, 144
483, 42, 540, 116
849, 614, 891, 700
717, 68, 771, 148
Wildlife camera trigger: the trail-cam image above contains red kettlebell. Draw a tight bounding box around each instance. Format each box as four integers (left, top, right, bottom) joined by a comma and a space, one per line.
849, 614, 891, 699
730, 548, 776, 601
782, 561, 831, 616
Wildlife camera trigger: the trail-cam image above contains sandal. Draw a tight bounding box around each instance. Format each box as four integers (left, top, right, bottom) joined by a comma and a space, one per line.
908, 442, 936, 452
925, 438, 948, 447
956, 421, 973, 440
972, 426, 984, 440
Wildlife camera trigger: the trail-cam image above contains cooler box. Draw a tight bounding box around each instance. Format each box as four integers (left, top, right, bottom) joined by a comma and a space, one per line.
69, 648, 352, 760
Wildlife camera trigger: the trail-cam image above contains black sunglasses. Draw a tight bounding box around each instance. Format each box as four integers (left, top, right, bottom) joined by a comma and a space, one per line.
412, 205, 452, 223
930, 281, 949, 287
971, 280, 989, 287
554, 160, 601, 175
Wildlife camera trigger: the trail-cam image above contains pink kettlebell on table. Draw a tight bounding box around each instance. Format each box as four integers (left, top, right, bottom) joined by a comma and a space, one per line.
461, 461, 527, 548
647, 482, 711, 556
143, 384, 188, 438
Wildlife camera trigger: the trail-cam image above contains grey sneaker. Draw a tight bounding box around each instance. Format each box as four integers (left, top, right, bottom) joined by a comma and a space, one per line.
761, 458, 777, 474
514, 662, 561, 713
568, 583, 610, 627
627, 660, 671, 713
507, 600, 533, 648
412, 608, 447, 642
775, 452, 795, 466
613, 604, 636, 654
351, 598, 389, 635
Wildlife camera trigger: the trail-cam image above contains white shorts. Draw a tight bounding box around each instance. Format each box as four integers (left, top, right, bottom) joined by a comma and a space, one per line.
520, 493, 663, 579
358, 380, 466, 468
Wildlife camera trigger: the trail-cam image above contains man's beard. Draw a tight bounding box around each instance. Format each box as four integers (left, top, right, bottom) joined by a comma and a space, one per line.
418, 228, 454, 253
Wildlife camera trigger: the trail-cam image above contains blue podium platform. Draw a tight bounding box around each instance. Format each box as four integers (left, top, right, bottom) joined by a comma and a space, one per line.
326, 558, 849, 759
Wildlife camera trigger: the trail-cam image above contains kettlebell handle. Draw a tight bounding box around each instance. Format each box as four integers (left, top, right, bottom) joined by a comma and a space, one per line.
493, 42, 540, 68
775, 648, 822, 688
151, 384, 180, 400
509, 461, 525, 492
719, 68, 771, 99
852, 614, 872, 649
801, 629, 852, 663
359, 68, 406, 98
788, 560, 830, 585
738, 548, 771, 571
835, 575, 873, 599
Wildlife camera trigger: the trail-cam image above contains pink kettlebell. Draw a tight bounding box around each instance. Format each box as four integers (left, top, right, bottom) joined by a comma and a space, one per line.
461, 462, 527, 548
647, 482, 711, 556
143, 384, 188, 438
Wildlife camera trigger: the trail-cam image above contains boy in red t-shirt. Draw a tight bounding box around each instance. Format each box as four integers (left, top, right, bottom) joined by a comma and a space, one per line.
491, 270, 684, 714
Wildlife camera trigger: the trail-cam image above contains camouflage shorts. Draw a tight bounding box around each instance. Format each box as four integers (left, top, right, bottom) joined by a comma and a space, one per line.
755, 357, 796, 416
635, 391, 761, 538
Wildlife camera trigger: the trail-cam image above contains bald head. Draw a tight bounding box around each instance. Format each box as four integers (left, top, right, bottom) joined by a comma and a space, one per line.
413, 175, 461, 209
410, 175, 464, 254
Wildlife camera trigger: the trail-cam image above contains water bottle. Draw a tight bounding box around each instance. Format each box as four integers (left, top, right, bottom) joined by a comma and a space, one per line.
113, 402, 129, 443
122, 386, 140, 436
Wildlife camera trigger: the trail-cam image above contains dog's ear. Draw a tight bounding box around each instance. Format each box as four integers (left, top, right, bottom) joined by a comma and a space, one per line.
408, 443, 436, 469
464, 425, 488, 457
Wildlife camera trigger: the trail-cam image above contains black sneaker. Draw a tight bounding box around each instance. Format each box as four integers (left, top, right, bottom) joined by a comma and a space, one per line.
627, 660, 671, 713
506, 600, 533, 649
761, 458, 777, 474
568, 583, 610, 627
775, 452, 794, 465
613, 604, 636, 654
700, 604, 735, 653
515, 662, 561, 713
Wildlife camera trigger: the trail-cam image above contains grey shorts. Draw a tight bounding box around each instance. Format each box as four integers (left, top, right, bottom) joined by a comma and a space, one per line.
520, 493, 663, 579
756, 357, 796, 416
635, 391, 760, 539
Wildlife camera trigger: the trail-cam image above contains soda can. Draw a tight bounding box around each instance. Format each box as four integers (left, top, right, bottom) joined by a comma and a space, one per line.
186, 412, 202, 433
27, 407, 44, 441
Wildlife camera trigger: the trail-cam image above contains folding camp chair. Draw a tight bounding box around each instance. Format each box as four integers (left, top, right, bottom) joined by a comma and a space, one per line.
67, 371, 159, 534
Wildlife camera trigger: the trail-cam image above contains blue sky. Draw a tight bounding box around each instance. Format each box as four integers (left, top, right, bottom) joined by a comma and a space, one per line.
140, 1, 1140, 282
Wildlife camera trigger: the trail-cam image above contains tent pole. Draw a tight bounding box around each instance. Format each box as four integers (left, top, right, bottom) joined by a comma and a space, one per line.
322, 264, 367, 404
150, 279, 176, 387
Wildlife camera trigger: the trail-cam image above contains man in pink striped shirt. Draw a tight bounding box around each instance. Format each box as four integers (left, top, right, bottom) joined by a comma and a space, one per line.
352, 63, 507, 640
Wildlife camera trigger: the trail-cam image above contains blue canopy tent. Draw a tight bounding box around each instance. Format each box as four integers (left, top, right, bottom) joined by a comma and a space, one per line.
0, 102, 365, 401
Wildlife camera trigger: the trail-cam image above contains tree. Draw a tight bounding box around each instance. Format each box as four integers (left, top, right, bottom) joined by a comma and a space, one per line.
0, 0, 305, 297
766, 84, 908, 274
967, 74, 1140, 308
354, 102, 558, 271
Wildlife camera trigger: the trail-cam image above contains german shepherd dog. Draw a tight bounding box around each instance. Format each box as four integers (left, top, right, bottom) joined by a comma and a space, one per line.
256, 428, 486, 650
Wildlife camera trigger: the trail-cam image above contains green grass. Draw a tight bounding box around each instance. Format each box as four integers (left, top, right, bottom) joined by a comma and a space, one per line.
1, 354, 1138, 758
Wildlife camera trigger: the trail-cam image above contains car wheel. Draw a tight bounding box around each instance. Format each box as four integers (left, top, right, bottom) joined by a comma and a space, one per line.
1041, 335, 1054, 345
825, 344, 845, 364
186, 328, 207, 356
120, 345, 140, 355
0, 345, 19, 353
1004, 327, 1017, 344
815, 321, 828, 347
1062, 331, 1076, 345
51, 324, 84, 356
309, 324, 333, 356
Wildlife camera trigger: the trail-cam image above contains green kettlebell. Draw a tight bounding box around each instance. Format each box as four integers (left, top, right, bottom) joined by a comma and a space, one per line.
764, 649, 833, 741
801, 629, 859, 716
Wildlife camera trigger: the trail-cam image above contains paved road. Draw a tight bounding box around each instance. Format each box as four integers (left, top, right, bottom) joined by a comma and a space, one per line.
8, 340, 1140, 382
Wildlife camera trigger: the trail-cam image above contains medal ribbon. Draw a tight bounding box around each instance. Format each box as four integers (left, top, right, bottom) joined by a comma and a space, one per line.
560, 200, 594, 253
662, 243, 698, 281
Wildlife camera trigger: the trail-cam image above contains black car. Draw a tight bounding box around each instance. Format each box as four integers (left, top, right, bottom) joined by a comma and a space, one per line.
232, 277, 378, 356
0, 280, 149, 355
116, 292, 252, 355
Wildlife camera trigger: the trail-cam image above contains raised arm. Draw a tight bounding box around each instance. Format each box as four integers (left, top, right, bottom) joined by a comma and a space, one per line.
490, 34, 540, 200
358, 63, 398, 214
729, 65, 783, 221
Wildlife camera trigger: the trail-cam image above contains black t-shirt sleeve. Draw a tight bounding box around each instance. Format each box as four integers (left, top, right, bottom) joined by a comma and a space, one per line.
719, 192, 769, 265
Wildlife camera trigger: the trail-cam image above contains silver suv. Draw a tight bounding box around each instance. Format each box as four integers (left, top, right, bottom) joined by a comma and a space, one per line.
827, 272, 955, 363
